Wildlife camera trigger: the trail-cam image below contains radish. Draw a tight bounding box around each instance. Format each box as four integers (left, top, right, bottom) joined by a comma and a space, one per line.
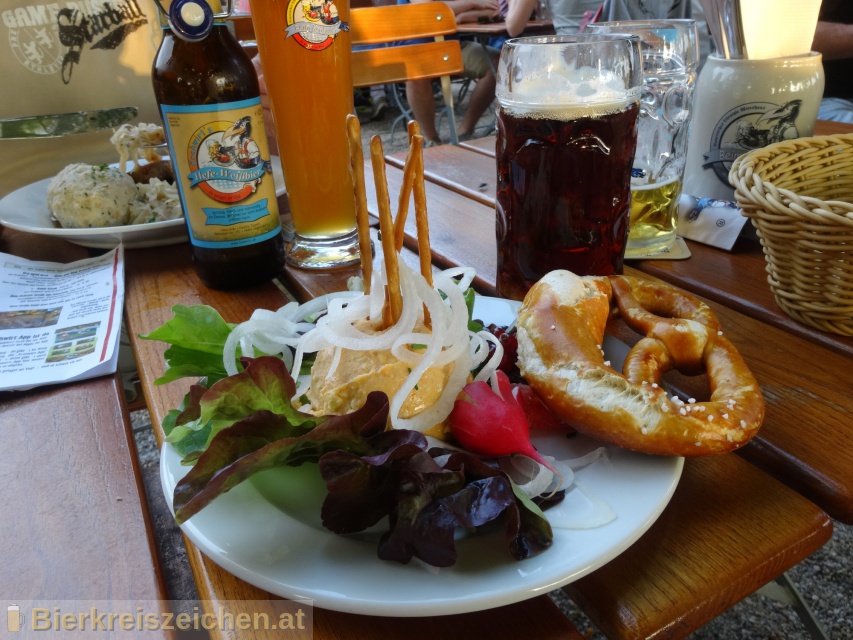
449, 371, 558, 473
511, 384, 575, 433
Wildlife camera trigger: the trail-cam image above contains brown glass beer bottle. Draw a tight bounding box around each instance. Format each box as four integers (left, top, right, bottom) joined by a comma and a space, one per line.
152, 0, 285, 290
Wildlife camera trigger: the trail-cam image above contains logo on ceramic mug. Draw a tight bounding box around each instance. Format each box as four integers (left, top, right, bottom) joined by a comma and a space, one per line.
285, 0, 349, 51
703, 100, 802, 183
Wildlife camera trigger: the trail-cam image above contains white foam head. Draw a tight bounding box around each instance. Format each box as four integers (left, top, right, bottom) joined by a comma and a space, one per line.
497, 36, 642, 118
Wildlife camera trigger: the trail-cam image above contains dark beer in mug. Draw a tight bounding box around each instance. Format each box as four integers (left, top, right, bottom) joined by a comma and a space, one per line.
494, 34, 643, 301
496, 101, 640, 301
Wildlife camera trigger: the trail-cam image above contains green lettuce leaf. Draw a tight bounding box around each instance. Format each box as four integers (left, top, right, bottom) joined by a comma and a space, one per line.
167, 356, 320, 463
174, 391, 390, 524
140, 305, 236, 384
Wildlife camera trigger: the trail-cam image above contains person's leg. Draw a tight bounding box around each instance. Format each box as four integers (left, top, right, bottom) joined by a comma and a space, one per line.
456, 42, 499, 138
458, 71, 496, 136
405, 78, 441, 142
369, 84, 389, 120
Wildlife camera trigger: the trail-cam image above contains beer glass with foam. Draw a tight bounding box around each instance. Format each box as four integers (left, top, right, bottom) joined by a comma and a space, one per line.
587, 20, 699, 256
495, 35, 643, 301
249, 0, 360, 269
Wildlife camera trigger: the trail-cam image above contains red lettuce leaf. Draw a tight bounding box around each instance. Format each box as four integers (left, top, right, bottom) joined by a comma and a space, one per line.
319, 429, 433, 533
174, 384, 207, 425
198, 355, 310, 427
377, 463, 468, 567
319, 439, 553, 567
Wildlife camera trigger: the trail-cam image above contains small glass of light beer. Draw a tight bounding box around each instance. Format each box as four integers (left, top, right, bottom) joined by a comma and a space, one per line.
495, 35, 643, 301
249, 0, 359, 269
587, 20, 699, 257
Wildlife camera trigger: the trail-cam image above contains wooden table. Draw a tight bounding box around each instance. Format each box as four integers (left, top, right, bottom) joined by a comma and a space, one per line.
0, 231, 171, 637
456, 19, 555, 75
456, 18, 555, 38
2, 121, 847, 640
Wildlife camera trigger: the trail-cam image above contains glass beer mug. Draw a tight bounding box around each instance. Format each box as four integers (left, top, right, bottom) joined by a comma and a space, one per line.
495, 34, 643, 300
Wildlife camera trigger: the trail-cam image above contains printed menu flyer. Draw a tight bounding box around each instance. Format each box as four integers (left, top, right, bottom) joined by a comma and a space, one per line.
0, 247, 124, 392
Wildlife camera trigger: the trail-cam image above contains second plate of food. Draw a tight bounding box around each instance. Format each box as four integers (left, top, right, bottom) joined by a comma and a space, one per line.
0, 156, 286, 249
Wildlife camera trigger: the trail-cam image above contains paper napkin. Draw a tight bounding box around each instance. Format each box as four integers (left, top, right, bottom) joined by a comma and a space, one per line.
676, 194, 749, 251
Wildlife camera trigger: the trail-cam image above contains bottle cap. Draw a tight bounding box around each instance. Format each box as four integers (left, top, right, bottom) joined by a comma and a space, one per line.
168, 0, 214, 40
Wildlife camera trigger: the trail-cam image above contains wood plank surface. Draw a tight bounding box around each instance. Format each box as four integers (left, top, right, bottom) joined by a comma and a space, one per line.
563, 453, 832, 640
352, 41, 464, 88
0, 376, 170, 622
368, 158, 853, 523
350, 3, 459, 43
123, 244, 584, 640
386, 143, 497, 206
813, 119, 853, 136
634, 240, 853, 359
0, 228, 169, 628
0, 227, 91, 264
455, 19, 555, 37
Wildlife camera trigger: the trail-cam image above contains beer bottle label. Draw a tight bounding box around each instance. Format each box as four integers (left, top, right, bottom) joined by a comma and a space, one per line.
160, 97, 282, 249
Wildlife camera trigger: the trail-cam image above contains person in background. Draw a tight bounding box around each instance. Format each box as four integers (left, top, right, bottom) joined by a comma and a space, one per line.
811, 0, 853, 124
506, 0, 692, 38
506, 0, 600, 36
596, 0, 690, 21
1, 0, 162, 197
355, 85, 391, 123
402, 0, 502, 145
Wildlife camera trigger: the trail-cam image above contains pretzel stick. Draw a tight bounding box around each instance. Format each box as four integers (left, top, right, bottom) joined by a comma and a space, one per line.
394, 120, 422, 251
346, 114, 372, 294
412, 137, 433, 288
369, 135, 402, 326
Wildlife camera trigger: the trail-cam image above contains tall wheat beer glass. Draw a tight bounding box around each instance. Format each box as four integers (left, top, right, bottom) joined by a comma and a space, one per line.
495, 35, 643, 300
249, 0, 359, 268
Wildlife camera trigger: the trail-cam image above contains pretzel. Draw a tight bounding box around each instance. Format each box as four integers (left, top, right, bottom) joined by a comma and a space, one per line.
516, 271, 764, 456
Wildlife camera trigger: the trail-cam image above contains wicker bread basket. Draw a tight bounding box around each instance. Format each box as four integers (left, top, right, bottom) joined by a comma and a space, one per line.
729, 134, 853, 336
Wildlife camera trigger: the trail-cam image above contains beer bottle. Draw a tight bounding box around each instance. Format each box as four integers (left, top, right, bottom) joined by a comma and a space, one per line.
152, 0, 285, 290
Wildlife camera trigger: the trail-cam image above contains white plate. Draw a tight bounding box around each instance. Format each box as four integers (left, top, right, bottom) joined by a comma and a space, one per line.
0, 156, 285, 250
160, 296, 683, 616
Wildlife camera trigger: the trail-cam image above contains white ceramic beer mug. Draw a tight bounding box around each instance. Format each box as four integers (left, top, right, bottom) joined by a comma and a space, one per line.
683, 52, 824, 201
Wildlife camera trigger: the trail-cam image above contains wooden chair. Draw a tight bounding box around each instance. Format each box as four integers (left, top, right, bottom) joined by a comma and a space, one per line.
350, 2, 464, 144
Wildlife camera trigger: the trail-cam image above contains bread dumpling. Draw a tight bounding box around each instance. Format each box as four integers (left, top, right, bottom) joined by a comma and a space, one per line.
47, 163, 136, 228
